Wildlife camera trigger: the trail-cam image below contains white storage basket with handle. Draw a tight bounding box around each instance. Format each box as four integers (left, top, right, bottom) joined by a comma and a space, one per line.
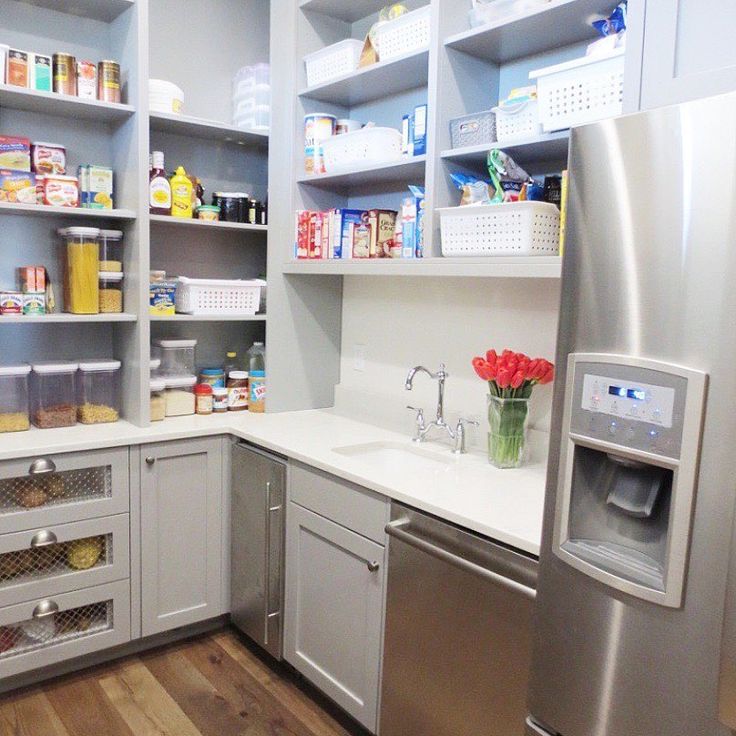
175, 277, 266, 315
321, 127, 403, 172
374, 5, 431, 62
530, 48, 625, 132
438, 202, 560, 257
492, 99, 543, 143
304, 39, 364, 87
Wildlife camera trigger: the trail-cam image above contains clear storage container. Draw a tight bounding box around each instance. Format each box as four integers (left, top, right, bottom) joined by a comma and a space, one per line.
98, 229, 123, 272
0, 364, 31, 433
77, 360, 121, 424
164, 375, 197, 417
98, 272, 124, 313
150, 378, 166, 422
152, 338, 197, 376
58, 227, 99, 315
31, 362, 79, 429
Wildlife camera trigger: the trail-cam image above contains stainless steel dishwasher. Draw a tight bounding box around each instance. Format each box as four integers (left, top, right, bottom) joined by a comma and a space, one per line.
381, 502, 538, 736
230, 442, 286, 660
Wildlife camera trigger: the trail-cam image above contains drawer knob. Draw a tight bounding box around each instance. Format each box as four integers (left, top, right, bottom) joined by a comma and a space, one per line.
367, 560, 380, 572
32, 600, 59, 619
145, 457, 155, 466
29, 458, 56, 476
30, 530, 58, 548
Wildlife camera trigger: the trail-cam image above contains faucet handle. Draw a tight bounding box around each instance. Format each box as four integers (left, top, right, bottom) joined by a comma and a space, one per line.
406, 405, 425, 423
453, 417, 479, 455
456, 417, 479, 428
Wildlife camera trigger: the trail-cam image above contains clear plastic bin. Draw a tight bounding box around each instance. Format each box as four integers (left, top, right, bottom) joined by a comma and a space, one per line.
150, 378, 166, 422
99, 272, 124, 313
0, 364, 31, 433
164, 375, 197, 417
152, 338, 197, 376
253, 63, 269, 86
31, 362, 79, 429
58, 227, 100, 315
98, 229, 123, 273
77, 360, 121, 424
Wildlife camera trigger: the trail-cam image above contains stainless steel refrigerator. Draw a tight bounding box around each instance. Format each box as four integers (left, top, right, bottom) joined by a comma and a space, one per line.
527, 92, 736, 736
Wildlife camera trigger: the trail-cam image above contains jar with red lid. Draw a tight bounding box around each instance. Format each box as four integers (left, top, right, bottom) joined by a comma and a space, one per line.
194, 383, 213, 415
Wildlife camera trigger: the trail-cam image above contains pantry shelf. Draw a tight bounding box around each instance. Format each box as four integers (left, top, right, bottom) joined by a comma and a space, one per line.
0, 202, 137, 220
441, 131, 570, 170
282, 256, 563, 278
0, 84, 135, 122
15, 0, 135, 22
149, 111, 269, 147
298, 0, 388, 23
0, 314, 138, 324
297, 156, 427, 190
443, 0, 606, 63
149, 215, 268, 234
298, 49, 430, 107
149, 314, 267, 322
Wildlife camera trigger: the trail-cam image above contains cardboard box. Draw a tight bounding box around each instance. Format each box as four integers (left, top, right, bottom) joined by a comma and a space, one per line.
30, 53, 52, 92
339, 209, 365, 260
0, 169, 36, 205
367, 209, 397, 258
17, 266, 45, 293
0, 136, 31, 171
412, 104, 427, 157
6, 49, 28, 88
84, 164, 113, 209
22, 292, 45, 315
0, 291, 22, 315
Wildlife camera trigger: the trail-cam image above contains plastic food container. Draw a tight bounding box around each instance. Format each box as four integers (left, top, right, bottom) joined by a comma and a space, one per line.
150, 357, 161, 373
150, 378, 166, 422
77, 359, 121, 424
197, 205, 220, 221
304, 39, 363, 87
0, 364, 31, 433
99, 229, 123, 272
195, 383, 214, 415
30, 361, 79, 429
164, 375, 197, 417
98, 272, 123, 313
58, 227, 99, 314
149, 78, 184, 114
153, 338, 197, 376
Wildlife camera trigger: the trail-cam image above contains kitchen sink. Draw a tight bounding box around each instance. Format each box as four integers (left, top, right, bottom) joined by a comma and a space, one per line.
332, 441, 453, 471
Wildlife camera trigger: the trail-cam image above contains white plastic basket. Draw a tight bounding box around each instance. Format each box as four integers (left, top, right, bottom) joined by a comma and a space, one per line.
438, 202, 560, 257
321, 127, 403, 172
374, 5, 431, 62
304, 39, 364, 87
175, 277, 266, 315
492, 99, 543, 143
530, 48, 625, 132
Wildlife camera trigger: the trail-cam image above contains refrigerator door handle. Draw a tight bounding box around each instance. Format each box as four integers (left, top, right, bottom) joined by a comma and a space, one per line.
264, 480, 282, 641
525, 716, 557, 735
385, 519, 536, 600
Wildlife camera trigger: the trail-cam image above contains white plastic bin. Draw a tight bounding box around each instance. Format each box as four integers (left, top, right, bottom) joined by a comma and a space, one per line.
469, 0, 550, 27
304, 39, 364, 87
149, 79, 184, 115
175, 277, 265, 315
374, 5, 431, 62
492, 99, 542, 142
530, 48, 625, 132
438, 202, 560, 257
321, 127, 403, 172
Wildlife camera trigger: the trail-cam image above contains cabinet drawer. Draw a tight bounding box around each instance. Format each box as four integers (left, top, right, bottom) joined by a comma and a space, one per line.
0, 448, 129, 534
0, 514, 130, 607
0, 579, 131, 679
290, 462, 388, 544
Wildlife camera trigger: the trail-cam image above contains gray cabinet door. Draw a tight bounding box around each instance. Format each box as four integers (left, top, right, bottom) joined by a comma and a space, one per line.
284, 502, 385, 733
140, 438, 223, 636
639, 0, 736, 110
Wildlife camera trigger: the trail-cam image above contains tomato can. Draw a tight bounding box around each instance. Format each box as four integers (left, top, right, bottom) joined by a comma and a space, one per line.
97, 60, 121, 103
53, 53, 77, 96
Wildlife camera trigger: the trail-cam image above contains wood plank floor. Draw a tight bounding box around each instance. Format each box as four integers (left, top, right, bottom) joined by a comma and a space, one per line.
0, 629, 368, 736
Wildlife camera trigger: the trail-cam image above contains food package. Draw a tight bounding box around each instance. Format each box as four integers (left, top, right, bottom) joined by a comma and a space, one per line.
22, 293, 45, 315
367, 209, 397, 258
0, 136, 31, 171
149, 281, 177, 315
6, 49, 28, 88
76, 60, 97, 99
0, 169, 36, 204
17, 266, 46, 293
30, 53, 52, 92
42, 174, 79, 207
80, 164, 113, 209
31, 142, 66, 175
592, 0, 627, 37
451, 172, 494, 206
487, 149, 532, 203
0, 291, 22, 315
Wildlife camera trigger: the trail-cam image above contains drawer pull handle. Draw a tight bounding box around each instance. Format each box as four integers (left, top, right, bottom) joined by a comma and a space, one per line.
29, 458, 56, 476
30, 530, 58, 548
367, 560, 380, 572
145, 457, 155, 466
32, 600, 59, 619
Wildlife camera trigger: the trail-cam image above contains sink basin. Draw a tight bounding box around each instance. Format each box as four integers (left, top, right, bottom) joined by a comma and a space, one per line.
332, 441, 453, 472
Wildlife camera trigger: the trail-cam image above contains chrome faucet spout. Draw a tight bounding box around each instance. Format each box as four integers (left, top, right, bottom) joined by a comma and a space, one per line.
405, 365, 435, 391
404, 364, 453, 443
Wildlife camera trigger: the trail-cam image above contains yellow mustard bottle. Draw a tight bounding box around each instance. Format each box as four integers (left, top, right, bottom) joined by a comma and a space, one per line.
170, 165, 193, 218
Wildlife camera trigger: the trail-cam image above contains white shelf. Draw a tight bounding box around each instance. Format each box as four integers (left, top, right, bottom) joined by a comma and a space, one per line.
441, 131, 570, 170
0, 202, 136, 220
299, 49, 430, 107
0, 313, 137, 324
444, 0, 606, 63
149, 215, 267, 233
149, 112, 269, 147
299, 0, 387, 23
283, 256, 563, 278
298, 156, 426, 190
0, 84, 135, 122
150, 314, 267, 322
15, 0, 135, 22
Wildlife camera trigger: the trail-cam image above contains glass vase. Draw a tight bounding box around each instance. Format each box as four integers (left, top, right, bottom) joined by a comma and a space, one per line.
487, 395, 530, 469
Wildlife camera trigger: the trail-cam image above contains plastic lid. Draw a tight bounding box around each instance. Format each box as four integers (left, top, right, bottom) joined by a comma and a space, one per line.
99, 271, 124, 281
32, 141, 65, 148
150, 358, 161, 370
304, 113, 337, 119
32, 361, 79, 374
252, 342, 264, 347
0, 363, 31, 376
250, 370, 265, 378
200, 368, 224, 376
150, 378, 166, 392
78, 359, 121, 372
214, 192, 248, 198
153, 338, 197, 348
57, 227, 100, 237
165, 375, 197, 388
229, 371, 249, 379
212, 387, 228, 396
197, 205, 220, 212
194, 383, 213, 395
226, 352, 237, 358
99, 229, 123, 239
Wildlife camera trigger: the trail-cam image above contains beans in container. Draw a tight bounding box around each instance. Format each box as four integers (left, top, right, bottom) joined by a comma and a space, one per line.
77, 60, 97, 99
98, 60, 121, 103
31, 142, 66, 175
53, 53, 77, 95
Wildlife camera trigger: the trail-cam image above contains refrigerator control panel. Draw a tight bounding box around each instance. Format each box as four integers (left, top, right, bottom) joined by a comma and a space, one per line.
581, 373, 676, 428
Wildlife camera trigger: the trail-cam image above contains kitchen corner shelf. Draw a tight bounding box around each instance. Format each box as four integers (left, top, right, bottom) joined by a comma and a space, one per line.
0, 84, 135, 122
297, 156, 427, 190
16, 0, 135, 22
443, 0, 604, 63
149, 111, 269, 147
298, 48, 430, 106
149, 314, 267, 322
0, 313, 138, 324
0, 202, 137, 220
283, 256, 563, 278
149, 215, 268, 234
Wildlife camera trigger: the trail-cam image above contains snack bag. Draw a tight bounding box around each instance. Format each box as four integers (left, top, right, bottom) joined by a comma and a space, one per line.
487, 149, 532, 203
450, 173, 494, 206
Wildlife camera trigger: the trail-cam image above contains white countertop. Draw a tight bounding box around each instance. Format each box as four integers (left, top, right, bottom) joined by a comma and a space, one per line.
0, 410, 549, 556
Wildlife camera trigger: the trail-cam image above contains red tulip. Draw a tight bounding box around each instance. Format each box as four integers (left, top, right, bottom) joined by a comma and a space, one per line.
511, 370, 525, 389
486, 349, 498, 367
539, 364, 555, 385
496, 368, 512, 389
472, 357, 490, 380
527, 358, 540, 379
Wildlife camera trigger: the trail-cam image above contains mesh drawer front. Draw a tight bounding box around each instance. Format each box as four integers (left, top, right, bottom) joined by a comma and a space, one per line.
0, 600, 113, 660
0, 535, 110, 589
0, 467, 112, 515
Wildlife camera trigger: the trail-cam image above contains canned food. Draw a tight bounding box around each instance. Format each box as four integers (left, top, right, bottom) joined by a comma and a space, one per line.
304, 113, 336, 175
97, 60, 121, 104
53, 53, 77, 96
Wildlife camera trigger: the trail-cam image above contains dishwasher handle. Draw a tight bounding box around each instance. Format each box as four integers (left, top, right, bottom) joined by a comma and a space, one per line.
385, 519, 536, 601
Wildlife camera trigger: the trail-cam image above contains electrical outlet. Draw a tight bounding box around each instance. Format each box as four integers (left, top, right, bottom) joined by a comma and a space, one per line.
353, 344, 367, 372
